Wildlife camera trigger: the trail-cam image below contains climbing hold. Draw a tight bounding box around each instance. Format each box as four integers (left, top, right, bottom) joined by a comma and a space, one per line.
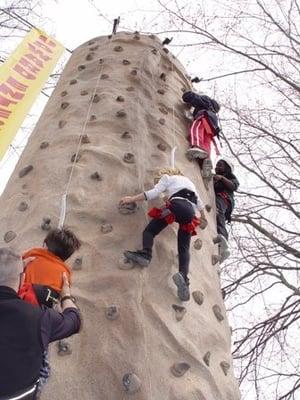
133, 30, 139, 34
205, 204, 212, 212
57, 340, 72, 356
122, 373, 141, 394
78, 64, 86, 71
118, 257, 135, 270
199, 218, 208, 230
116, 95, 125, 102
203, 352, 211, 366
212, 304, 224, 322
163, 47, 169, 53
157, 143, 167, 151
121, 131, 132, 139
92, 94, 100, 103
90, 115, 97, 121
105, 305, 119, 320
69, 79, 77, 85
192, 291, 204, 305
116, 110, 127, 118
149, 34, 155, 39
88, 40, 95, 45
202, 158, 213, 180
61, 90, 68, 97
4, 231, 16, 243
19, 165, 33, 178
213, 235, 222, 244
123, 153, 135, 164
181, 87, 186, 93
40, 141, 49, 149
90, 45, 99, 51
211, 254, 221, 265
58, 120, 67, 128
160, 73, 166, 81
118, 202, 137, 215
133, 34, 140, 40
122, 59, 131, 65
81, 134, 90, 144
100, 74, 109, 79
220, 361, 230, 376
86, 53, 94, 61
172, 304, 186, 321
99, 58, 104, 64
101, 223, 113, 234
71, 153, 81, 163
18, 201, 28, 212
151, 48, 157, 55
130, 69, 138, 76
159, 118, 165, 125
73, 257, 82, 271
193, 239, 202, 250
126, 86, 135, 92
107, 35, 112, 39
90, 171, 102, 181
41, 217, 51, 231
157, 89, 165, 95
114, 45, 123, 52
61, 102, 69, 110
170, 362, 191, 377
80, 90, 89, 96
159, 106, 168, 115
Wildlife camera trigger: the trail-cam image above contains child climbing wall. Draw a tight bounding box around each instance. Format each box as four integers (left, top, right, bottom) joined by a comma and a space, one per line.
120, 167, 206, 302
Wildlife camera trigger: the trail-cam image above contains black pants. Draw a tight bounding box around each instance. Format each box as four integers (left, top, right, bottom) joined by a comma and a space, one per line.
143, 199, 195, 281
216, 195, 228, 240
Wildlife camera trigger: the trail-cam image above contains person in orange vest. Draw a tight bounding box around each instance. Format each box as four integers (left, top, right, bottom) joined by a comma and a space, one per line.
18, 228, 81, 396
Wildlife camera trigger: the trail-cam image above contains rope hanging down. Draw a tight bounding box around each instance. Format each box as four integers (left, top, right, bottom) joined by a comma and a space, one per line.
58, 37, 113, 228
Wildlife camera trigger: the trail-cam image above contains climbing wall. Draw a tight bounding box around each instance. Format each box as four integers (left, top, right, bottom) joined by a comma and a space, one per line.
0, 32, 240, 400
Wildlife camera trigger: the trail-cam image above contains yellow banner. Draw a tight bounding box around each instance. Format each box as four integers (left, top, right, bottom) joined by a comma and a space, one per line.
0, 29, 64, 160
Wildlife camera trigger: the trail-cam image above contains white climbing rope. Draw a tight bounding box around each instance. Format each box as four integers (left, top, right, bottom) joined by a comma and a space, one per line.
58, 37, 113, 228
170, 146, 177, 168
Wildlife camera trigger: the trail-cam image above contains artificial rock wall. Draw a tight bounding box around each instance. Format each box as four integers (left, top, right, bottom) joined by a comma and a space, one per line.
0, 32, 240, 400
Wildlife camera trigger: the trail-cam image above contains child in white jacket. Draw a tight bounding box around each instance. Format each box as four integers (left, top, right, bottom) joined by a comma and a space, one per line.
120, 167, 205, 301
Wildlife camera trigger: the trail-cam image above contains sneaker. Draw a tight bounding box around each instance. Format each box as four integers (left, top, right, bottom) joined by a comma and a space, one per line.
186, 147, 208, 161
201, 158, 213, 179
123, 250, 151, 267
172, 272, 190, 301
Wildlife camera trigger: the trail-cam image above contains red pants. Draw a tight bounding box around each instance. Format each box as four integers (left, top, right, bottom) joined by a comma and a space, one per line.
189, 116, 216, 157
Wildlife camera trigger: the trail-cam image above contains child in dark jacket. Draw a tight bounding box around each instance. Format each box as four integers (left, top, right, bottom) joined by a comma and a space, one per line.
19, 228, 81, 395
120, 167, 205, 302
182, 91, 221, 161
213, 159, 239, 262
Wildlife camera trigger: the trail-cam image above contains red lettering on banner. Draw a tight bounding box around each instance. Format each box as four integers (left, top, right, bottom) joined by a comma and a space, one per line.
0, 83, 24, 100
19, 57, 41, 75
28, 43, 51, 62
13, 64, 35, 80
0, 108, 11, 119
0, 95, 18, 107
38, 34, 56, 48
34, 40, 53, 54
7, 77, 28, 92
24, 53, 44, 68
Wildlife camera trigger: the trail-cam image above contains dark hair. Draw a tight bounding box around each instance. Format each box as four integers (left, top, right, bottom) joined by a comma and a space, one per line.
44, 228, 81, 261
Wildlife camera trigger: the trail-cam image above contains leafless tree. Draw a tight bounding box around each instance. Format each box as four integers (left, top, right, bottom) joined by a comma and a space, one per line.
152, 1, 300, 399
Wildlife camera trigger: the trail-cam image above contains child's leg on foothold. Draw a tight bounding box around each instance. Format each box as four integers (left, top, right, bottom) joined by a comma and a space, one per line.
216, 196, 228, 240
190, 118, 202, 147
142, 218, 168, 255
177, 229, 192, 283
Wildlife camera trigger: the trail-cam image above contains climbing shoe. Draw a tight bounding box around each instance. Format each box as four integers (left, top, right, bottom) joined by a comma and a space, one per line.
172, 272, 190, 301
186, 147, 208, 161
124, 250, 151, 267
201, 158, 213, 179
